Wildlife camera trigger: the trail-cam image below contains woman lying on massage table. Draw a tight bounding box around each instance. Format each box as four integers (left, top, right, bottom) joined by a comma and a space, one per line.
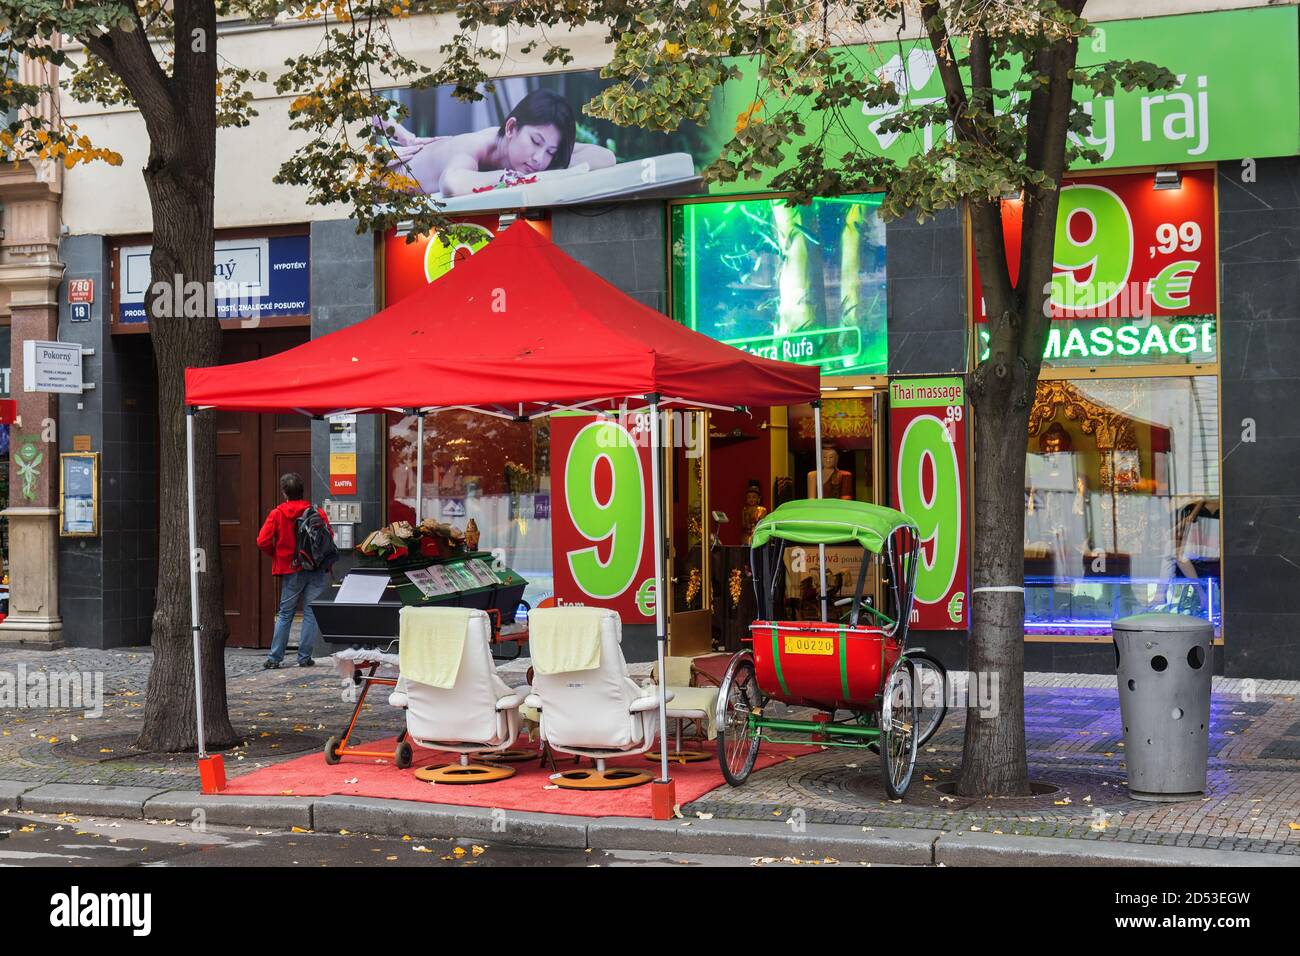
379, 88, 616, 198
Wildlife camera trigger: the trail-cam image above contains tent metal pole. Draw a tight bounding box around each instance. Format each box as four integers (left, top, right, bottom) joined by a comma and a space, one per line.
648, 396, 670, 786
185, 407, 207, 758
415, 411, 424, 523
813, 400, 828, 623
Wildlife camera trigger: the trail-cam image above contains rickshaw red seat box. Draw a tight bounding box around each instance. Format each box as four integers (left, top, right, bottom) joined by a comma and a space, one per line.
748, 621, 899, 712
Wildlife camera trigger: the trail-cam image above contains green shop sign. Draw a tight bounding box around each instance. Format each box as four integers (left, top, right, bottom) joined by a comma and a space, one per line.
709, 6, 1299, 179
978, 317, 1218, 366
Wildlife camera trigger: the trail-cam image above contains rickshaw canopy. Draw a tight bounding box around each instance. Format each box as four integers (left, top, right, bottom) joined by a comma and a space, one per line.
750, 499, 918, 552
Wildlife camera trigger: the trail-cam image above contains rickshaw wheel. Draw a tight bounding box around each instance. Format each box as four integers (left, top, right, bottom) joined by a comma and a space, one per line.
879, 658, 918, 800
716, 652, 762, 787
907, 651, 949, 748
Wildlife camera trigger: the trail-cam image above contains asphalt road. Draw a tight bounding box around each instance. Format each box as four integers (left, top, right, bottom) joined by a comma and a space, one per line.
0, 812, 886, 868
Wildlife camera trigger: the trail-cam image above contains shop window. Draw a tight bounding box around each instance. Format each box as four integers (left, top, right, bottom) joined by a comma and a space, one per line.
787, 399, 876, 503
670, 194, 887, 376
386, 412, 552, 607
1023, 376, 1220, 635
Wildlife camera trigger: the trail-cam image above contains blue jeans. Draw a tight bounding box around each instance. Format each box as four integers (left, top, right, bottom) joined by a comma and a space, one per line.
268, 569, 329, 664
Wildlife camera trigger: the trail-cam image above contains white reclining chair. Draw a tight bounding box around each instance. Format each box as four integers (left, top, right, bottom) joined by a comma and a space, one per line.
400, 607, 528, 784
524, 607, 669, 790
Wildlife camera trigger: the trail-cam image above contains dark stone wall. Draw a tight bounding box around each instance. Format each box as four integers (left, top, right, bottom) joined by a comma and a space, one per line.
886, 206, 968, 375
57, 235, 159, 649
309, 221, 379, 655
550, 203, 667, 314
308, 220, 381, 588
1217, 156, 1300, 678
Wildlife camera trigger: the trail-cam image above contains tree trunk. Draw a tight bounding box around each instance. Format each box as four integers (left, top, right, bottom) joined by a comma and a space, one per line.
123, 3, 236, 752
959, 362, 1035, 795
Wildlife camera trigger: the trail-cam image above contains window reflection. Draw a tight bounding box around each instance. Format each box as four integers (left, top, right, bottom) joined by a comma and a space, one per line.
1023, 376, 1221, 634
386, 412, 553, 607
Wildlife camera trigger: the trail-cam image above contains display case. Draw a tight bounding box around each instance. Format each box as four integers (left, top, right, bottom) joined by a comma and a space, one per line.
311, 551, 528, 646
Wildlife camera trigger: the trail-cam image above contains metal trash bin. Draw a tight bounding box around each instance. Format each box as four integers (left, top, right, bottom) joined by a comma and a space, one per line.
1112, 613, 1214, 801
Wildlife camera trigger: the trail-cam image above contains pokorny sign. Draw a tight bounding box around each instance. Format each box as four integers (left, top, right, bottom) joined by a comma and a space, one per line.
23, 340, 85, 394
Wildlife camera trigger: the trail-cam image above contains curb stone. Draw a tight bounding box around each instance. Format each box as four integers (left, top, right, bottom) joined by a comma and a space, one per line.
4, 781, 1298, 866
18, 783, 170, 818
933, 831, 1300, 867
0, 780, 40, 812
312, 795, 589, 848
143, 791, 315, 830
586, 816, 941, 864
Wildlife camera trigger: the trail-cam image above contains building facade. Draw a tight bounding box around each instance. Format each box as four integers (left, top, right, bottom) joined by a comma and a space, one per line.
5, 2, 1299, 679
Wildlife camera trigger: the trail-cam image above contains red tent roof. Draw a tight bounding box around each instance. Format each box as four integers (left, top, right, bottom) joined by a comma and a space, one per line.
185, 222, 820, 416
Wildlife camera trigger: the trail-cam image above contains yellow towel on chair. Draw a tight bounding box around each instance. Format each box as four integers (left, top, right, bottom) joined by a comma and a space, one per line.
529, 606, 605, 675
398, 607, 471, 688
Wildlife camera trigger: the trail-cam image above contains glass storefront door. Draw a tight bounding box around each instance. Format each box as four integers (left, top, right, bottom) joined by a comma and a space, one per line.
667, 410, 712, 655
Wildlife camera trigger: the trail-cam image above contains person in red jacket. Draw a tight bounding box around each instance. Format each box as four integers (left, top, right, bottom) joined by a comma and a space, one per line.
257, 472, 333, 669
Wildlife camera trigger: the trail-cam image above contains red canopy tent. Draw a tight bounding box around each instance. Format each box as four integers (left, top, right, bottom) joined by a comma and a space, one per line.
182, 222, 822, 804
186, 222, 817, 415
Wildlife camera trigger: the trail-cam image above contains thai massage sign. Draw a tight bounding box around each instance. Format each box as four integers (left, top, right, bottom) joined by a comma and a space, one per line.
890, 378, 968, 631
550, 411, 657, 622
972, 167, 1218, 366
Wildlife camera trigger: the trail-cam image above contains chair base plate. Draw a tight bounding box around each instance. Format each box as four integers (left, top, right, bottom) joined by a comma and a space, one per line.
414, 762, 516, 785
646, 749, 711, 764
550, 767, 654, 790
484, 748, 539, 764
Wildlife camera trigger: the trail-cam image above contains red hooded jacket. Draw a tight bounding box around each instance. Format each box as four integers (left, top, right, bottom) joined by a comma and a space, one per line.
257, 499, 333, 575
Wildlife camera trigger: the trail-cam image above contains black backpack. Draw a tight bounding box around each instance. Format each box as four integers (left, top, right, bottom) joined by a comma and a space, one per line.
293, 506, 338, 572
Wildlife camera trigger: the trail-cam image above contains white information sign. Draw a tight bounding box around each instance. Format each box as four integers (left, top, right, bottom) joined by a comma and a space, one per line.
23, 340, 84, 394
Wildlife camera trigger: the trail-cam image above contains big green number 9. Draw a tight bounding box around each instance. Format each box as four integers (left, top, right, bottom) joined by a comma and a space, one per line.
1050, 184, 1132, 312
896, 416, 961, 604
565, 421, 646, 599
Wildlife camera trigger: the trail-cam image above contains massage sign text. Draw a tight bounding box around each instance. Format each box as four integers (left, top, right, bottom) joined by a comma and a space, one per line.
973, 167, 1218, 364
550, 412, 657, 621
889, 378, 968, 630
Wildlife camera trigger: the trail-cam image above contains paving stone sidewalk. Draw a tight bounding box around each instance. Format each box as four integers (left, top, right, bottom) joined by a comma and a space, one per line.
2, 645, 1298, 857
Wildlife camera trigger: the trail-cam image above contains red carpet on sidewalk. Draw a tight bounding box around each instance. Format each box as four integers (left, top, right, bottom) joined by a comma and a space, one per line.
223, 736, 817, 818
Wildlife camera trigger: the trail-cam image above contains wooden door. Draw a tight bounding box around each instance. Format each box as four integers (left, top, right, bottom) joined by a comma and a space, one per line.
214, 329, 310, 648
261, 413, 311, 646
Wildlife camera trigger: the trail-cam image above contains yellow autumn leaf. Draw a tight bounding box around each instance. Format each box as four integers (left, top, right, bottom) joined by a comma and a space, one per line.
291, 826, 310, 833
735, 100, 765, 133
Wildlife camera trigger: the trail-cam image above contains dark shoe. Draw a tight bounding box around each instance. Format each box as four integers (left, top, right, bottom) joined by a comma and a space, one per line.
263, 659, 281, 670
298, 658, 315, 667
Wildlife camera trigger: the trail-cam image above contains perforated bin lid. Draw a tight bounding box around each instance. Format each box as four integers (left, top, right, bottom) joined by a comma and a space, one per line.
1112, 612, 1215, 634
